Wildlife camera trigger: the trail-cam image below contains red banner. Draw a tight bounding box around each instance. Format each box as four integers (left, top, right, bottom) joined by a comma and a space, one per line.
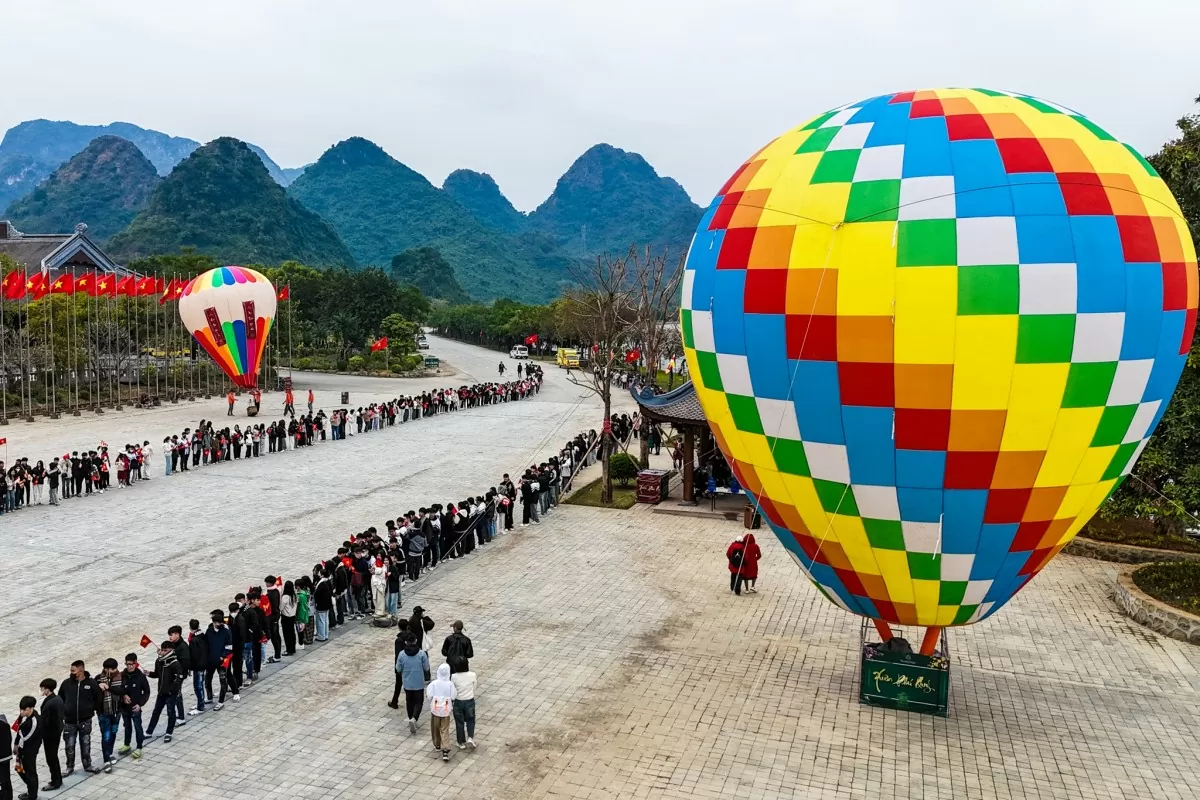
370, 337, 389, 352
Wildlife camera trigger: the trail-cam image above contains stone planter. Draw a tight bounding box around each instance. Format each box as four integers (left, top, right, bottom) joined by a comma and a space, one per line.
1065, 536, 1200, 565
1112, 567, 1200, 645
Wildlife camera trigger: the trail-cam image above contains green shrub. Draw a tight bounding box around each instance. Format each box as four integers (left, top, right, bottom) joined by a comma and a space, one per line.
294, 357, 313, 370
347, 355, 365, 372
609, 452, 639, 487
1132, 561, 1200, 615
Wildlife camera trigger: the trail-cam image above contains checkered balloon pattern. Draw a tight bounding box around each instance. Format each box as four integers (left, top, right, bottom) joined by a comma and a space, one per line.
682, 88, 1198, 627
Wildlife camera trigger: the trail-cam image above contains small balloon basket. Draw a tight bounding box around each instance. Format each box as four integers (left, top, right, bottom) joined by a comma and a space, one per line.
858, 619, 950, 717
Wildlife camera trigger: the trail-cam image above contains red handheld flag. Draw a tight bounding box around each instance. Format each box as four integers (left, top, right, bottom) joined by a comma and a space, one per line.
139, 634, 153, 648
10, 718, 18, 732
370, 337, 388, 352
221, 653, 233, 669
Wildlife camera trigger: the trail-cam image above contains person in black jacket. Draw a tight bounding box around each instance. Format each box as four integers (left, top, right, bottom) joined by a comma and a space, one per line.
441, 621, 475, 675
37, 679, 64, 790
228, 601, 248, 692
333, 556, 350, 626
116, 654, 149, 757
245, 591, 266, 677
145, 643, 182, 742
387, 619, 413, 709
204, 610, 233, 706
0, 709, 12, 800
58, 661, 102, 775
15, 697, 42, 800
186, 619, 208, 715
264, 577, 283, 663
167, 626, 190, 726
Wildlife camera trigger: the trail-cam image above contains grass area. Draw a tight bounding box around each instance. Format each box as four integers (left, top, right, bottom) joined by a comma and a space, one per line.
1133, 562, 1200, 615
564, 476, 638, 509
1080, 516, 1200, 553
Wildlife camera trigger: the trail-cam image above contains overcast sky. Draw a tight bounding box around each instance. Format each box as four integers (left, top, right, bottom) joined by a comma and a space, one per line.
4, 0, 1198, 211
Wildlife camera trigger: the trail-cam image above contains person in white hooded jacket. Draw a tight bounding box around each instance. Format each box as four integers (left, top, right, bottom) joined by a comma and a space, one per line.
428, 663, 457, 761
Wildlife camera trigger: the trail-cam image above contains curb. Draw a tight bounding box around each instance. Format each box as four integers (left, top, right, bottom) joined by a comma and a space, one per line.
1112, 566, 1200, 645
1065, 536, 1200, 564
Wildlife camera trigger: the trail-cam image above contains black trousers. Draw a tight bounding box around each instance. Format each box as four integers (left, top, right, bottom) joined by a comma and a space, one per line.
406, 555, 421, 581
0, 755, 11, 800
231, 647, 244, 689
281, 616, 296, 655
205, 665, 229, 703
391, 672, 404, 706
405, 689, 424, 721
18, 753, 37, 799
43, 733, 62, 786
268, 619, 281, 659
730, 573, 744, 595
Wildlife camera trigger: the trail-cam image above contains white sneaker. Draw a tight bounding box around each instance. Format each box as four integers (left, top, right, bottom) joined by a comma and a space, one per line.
468, 738, 476, 749
213, 703, 223, 710
408, 718, 417, 734
298, 644, 305, 650
232, 694, 241, 701
457, 742, 466, 750
188, 709, 201, 716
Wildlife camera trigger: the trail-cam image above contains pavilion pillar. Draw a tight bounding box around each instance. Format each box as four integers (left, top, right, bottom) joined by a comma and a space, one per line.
682, 426, 695, 503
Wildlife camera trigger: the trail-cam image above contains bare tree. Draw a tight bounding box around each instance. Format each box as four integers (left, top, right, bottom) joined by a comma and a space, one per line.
632, 248, 685, 467
563, 249, 639, 503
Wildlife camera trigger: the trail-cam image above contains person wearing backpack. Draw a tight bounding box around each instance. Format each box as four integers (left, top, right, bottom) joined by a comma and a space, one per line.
441, 621, 474, 675
726, 535, 748, 596
427, 664, 457, 762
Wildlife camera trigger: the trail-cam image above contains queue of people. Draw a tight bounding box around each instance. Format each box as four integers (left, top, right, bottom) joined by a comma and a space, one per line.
0, 369, 545, 517
1, 397, 610, 799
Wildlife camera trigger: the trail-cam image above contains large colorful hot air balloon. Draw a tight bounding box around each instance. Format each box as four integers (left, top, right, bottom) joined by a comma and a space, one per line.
179, 266, 277, 389
682, 88, 1198, 651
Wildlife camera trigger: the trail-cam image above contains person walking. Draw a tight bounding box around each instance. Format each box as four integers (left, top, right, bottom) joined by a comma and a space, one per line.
726, 535, 748, 596
116, 654, 149, 759
395, 634, 430, 735
451, 666, 478, 751
145, 642, 183, 743
387, 620, 412, 709
37, 680, 63, 791
59, 661, 102, 776
227, 390, 235, 416
441, 621, 474, 675
0, 709, 12, 800
14, 697, 42, 800
428, 664, 457, 762
740, 533, 762, 593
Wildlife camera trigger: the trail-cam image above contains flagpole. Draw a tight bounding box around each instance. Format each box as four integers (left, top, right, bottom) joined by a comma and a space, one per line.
287, 283, 293, 376
134, 279, 141, 406
1, 275, 7, 425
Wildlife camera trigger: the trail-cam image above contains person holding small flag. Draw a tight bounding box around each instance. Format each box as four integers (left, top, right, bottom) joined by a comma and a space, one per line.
116, 654, 149, 759
144, 641, 183, 743
204, 610, 232, 709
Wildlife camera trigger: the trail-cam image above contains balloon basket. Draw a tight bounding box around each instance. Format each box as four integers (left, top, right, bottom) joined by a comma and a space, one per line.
858, 619, 950, 717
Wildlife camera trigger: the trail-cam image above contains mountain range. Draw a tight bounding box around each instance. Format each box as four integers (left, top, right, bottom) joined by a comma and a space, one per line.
0, 119, 703, 303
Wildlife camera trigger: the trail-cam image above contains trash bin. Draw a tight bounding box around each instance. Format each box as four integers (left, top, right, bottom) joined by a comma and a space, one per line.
340, 391, 349, 404
743, 503, 761, 530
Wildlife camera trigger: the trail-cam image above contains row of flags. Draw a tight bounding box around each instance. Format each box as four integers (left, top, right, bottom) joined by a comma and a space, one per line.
0, 270, 293, 303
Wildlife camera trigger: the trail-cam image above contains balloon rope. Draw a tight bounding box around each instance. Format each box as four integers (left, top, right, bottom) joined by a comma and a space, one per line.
1125, 473, 1200, 531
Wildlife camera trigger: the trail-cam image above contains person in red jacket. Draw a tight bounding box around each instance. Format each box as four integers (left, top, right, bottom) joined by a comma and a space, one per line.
741, 533, 762, 593
726, 534, 763, 595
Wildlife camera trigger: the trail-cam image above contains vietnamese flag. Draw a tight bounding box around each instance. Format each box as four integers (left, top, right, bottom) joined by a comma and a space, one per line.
26, 272, 49, 300
51, 274, 75, 295
116, 276, 136, 297
625, 348, 641, 363
370, 337, 388, 352
10, 718, 17, 732
3, 269, 25, 300
74, 272, 94, 296
221, 653, 233, 669
93, 273, 117, 298
277, 285, 290, 301
139, 634, 153, 648
159, 278, 181, 305
524, 333, 539, 345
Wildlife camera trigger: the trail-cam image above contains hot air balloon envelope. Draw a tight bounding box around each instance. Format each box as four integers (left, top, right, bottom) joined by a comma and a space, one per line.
682, 88, 1198, 629
179, 266, 276, 389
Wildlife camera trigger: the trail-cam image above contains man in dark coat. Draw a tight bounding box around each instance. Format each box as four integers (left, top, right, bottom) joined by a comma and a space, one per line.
58, 661, 102, 775
441, 621, 475, 675
39, 678, 65, 790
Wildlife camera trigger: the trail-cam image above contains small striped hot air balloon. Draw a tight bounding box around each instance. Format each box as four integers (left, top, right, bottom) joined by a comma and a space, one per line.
178, 266, 277, 389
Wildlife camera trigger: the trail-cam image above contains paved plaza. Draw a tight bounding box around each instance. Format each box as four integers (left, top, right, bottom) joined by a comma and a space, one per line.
1, 338, 1198, 800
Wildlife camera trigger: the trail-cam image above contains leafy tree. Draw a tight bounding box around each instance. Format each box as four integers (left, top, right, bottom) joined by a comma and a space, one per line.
380, 314, 419, 357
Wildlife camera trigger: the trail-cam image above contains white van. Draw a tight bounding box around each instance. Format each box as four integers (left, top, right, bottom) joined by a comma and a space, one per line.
509, 345, 529, 359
